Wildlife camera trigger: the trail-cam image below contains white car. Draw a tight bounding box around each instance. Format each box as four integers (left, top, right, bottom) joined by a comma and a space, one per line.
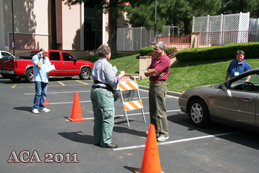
0, 50, 15, 59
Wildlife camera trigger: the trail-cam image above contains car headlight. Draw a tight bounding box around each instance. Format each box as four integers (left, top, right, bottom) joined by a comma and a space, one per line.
180, 91, 185, 96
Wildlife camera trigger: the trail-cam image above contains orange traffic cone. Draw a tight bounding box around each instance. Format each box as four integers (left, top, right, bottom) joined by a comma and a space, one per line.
135, 124, 164, 173
39, 98, 50, 105
44, 98, 50, 105
67, 91, 86, 122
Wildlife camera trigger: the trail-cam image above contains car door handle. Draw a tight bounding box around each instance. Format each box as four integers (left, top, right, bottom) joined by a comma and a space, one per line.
242, 97, 253, 102
63, 63, 66, 65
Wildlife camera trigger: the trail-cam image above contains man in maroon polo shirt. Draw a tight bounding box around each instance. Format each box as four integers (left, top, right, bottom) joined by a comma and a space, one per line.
144, 41, 171, 142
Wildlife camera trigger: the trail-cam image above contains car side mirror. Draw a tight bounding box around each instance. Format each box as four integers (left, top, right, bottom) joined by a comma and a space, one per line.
221, 83, 227, 90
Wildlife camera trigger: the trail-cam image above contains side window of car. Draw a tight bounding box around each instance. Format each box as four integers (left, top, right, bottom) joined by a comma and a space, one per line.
49, 52, 60, 61
62, 53, 74, 61
230, 74, 259, 92
245, 74, 259, 92
2, 52, 13, 59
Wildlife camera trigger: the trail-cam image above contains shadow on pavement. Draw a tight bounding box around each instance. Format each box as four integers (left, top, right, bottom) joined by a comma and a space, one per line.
167, 113, 259, 150
123, 166, 140, 173
113, 126, 145, 137
58, 131, 94, 145
13, 106, 32, 112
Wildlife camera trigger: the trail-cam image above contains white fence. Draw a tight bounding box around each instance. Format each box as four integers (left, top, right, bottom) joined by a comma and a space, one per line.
192, 12, 259, 45
117, 26, 175, 51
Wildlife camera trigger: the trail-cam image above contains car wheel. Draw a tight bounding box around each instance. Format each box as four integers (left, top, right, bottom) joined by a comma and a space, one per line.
79, 67, 91, 80
188, 98, 210, 127
25, 69, 34, 83
10, 76, 22, 82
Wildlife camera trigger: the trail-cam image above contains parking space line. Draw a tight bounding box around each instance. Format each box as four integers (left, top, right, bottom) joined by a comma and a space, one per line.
11, 84, 18, 88
58, 81, 66, 86
113, 131, 243, 151
24, 91, 91, 95
84, 109, 181, 120
76, 80, 89, 85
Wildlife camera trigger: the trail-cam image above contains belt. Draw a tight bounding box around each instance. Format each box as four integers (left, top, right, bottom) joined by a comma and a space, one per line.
92, 85, 108, 89
150, 80, 165, 84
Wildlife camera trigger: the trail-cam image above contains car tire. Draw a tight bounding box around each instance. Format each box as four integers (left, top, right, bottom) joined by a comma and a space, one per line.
79, 67, 91, 80
188, 98, 210, 127
10, 76, 22, 82
25, 68, 34, 83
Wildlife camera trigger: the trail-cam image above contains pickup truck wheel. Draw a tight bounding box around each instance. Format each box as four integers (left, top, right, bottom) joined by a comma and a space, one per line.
79, 67, 91, 80
25, 69, 34, 83
10, 76, 22, 82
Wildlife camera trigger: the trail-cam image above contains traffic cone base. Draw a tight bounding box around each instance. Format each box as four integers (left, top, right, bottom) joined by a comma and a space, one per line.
67, 91, 86, 122
134, 169, 164, 173
67, 117, 86, 122
135, 124, 164, 173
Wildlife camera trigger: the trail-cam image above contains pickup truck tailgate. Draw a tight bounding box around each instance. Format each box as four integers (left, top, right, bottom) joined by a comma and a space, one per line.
0, 59, 16, 75
0, 59, 15, 70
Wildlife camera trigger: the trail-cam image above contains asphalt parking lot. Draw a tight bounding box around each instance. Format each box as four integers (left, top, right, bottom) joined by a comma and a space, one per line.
1, 76, 259, 173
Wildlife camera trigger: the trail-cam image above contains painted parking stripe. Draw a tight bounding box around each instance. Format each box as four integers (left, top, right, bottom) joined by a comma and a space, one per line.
58, 81, 66, 86
11, 84, 18, 88
113, 131, 243, 151
76, 80, 89, 85
84, 109, 181, 120
24, 91, 91, 95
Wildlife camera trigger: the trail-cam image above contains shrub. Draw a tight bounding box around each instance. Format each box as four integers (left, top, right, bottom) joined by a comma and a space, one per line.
175, 42, 259, 61
140, 46, 177, 56
140, 47, 154, 56
165, 47, 177, 56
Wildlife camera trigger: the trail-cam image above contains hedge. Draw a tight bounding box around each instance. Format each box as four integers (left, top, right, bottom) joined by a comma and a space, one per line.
175, 42, 259, 61
140, 46, 177, 56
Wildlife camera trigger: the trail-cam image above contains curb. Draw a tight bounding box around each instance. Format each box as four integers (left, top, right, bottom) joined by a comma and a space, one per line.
138, 85, 181, 97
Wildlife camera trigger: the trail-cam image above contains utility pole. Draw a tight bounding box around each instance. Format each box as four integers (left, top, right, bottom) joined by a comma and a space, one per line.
154, 0, 157, 43
11, 0, 15, 55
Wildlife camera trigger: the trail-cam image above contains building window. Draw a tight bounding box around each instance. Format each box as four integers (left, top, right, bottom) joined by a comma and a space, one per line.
84, 3, 102, 50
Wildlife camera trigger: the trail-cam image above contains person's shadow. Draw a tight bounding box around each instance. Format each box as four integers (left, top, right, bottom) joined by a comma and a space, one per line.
113, 126, 146, 137
13, 106, 32, 112
58, 131, 93, 145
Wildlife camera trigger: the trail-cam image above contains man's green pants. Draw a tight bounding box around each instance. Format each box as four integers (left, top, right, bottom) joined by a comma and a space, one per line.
90, 88, 114, 145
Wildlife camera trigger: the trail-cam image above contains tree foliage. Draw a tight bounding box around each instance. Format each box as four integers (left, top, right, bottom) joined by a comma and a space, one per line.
63, 0, 259, 51
125, 0, 220, 35
219, 0, 259, 18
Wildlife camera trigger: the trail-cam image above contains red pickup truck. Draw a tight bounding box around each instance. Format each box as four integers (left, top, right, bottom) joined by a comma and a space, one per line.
0, 50, 93, 83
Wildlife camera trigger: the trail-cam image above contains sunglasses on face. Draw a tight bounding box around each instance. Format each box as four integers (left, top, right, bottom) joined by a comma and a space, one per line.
154, 48, 160, 50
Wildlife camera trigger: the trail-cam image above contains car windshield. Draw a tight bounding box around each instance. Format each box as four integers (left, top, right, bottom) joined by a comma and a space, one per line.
230, 73, 259, 92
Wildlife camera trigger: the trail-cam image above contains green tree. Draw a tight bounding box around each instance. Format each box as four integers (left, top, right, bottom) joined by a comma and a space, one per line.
219, 0, 259, 18
247, 0, 259, 18
220, 0, 246, 14
125, 0, 220, 35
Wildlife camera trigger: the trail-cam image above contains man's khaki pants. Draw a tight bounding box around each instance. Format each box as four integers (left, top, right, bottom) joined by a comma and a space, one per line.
149, 82, 169, 137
